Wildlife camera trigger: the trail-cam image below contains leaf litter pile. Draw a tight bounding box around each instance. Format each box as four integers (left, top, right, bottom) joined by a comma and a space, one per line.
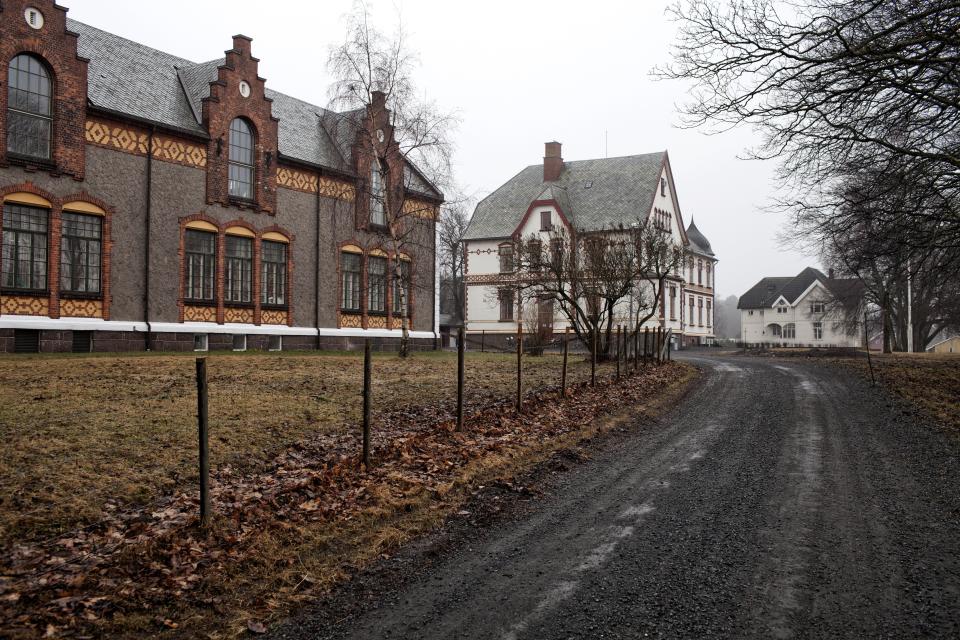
0, 357, 691, 638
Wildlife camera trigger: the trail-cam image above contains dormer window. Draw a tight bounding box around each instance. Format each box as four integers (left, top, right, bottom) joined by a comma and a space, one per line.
540, 210, 552, 231
7, 54, 53, 161
661, 177, 667, 196
228, 118, 255, 200
370, 159, 387, 227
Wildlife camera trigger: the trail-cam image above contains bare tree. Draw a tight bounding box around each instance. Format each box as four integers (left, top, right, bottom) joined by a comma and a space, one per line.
508, 219, 684, 359
328, 2, 457, 356
437, 191, 472, 324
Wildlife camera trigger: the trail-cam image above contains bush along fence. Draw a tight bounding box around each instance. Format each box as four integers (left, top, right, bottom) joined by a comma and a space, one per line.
1, 327, 682, 636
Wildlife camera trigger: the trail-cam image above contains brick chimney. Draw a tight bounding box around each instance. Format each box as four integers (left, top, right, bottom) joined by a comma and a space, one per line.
543, 141, 563, 182
371, 90, 387, 111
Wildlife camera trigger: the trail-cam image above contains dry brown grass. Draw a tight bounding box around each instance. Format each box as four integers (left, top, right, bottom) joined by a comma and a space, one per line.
843, 352, 960, 432
0, 350, 608, 547
746, 348, 960, 433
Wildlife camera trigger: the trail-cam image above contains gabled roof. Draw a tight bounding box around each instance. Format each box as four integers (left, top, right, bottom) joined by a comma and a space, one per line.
463, 152, 667, 240
686, 219, 714, 256
738, 267, 864, 310
66, 18, 441, 198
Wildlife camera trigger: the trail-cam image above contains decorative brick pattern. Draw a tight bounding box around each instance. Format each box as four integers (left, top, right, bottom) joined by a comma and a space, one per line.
260, 309, 287, 325
154, 135, 207, 167
85, 118, 207, 168
338, 312, 363, 328
402, 198, 438, 220
391, 317, 403, 330
276, 167, 356, 202
224, 307, 254, 323
60, 298, 103, 318
184, 305, 216, 322
320, 176, 356, 202
85, 119, 148, 153
276, 167, 317, 192
1, 295, 49, 315
0, 0, 88, 180
367, 315, 387, 329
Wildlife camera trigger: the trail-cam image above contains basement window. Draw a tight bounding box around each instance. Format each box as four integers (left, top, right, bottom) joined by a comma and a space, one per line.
232, 334, 247, 351
268, 335, 282, 352
193, 334, 209, 352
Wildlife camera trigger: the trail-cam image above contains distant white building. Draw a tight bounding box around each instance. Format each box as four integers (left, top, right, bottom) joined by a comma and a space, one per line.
738, 267, 864, 347
462, 141, 718, 347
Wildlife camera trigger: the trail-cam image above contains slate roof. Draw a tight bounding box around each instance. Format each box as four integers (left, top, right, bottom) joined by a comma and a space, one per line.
685, 219, 714, 256
738, 267, 864, 309
463, 152, 666, 240
66, 18, 441, 198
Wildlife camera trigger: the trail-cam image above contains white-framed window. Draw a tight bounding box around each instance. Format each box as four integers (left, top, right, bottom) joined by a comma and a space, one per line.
813, 321, 823, 340
268, 335, 282, 351
748, 310, 754, 316
228, 118, 255, 200
810, 302, 825, 314
783, 323, 796, 339
341, 252, 361, 312
232, 334, 247, 351
777, 305, 788, 314
193, 334, 209, 352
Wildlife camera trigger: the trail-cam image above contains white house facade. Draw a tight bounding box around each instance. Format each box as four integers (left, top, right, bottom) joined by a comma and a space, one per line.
462, 142, 717, 348
738, 267, 864, 347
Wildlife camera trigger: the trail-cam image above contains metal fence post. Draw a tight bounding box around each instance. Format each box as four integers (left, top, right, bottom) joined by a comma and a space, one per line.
195, 357, 210, 527
561, 326, 570, 398
456, 327, 465, 431
362, 339, 372, 470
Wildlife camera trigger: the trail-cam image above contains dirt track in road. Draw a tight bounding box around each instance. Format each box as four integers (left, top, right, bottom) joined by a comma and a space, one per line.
268, 353, 960, 639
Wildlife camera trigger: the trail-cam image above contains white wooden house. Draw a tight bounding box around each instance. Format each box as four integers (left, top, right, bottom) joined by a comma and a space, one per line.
462, 142, 718, 348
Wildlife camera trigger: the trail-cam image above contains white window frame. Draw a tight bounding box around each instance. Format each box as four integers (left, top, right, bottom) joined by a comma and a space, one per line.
193, 334, 209, 352
268, 334, 282, 352
813, 321, 823, 340
232, 334, 247, 352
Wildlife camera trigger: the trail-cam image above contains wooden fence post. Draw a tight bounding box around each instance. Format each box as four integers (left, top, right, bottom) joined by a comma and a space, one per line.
195, 357, 210, 527
644, 327, 650, 364
456, 327, 465, 431
516, 323, 523, 412
616, 324, 621, 380
634, 324, 640, 370
362, 339, 372, 470
561, 326, 570, 398
591, 325, 597, 387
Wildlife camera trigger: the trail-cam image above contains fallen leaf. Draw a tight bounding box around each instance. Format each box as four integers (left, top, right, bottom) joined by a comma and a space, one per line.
248, 620, 267, 634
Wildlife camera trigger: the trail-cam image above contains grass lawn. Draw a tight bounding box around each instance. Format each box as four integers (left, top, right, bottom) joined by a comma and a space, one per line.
0, 349, 609, 548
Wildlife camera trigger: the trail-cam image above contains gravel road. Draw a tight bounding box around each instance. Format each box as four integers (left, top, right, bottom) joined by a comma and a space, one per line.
269, 353, 960, 639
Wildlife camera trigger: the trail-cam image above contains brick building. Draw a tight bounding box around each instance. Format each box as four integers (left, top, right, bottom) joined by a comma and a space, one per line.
0, 1, 442, 353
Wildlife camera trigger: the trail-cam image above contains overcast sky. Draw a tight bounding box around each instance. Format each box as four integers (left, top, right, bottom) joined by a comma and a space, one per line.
67, 0, 815, 299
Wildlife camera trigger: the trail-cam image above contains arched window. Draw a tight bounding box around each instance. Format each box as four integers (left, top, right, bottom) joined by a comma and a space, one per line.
697, 259, 703, 285
7, 54, 53, 160
228, 118, 255, 200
